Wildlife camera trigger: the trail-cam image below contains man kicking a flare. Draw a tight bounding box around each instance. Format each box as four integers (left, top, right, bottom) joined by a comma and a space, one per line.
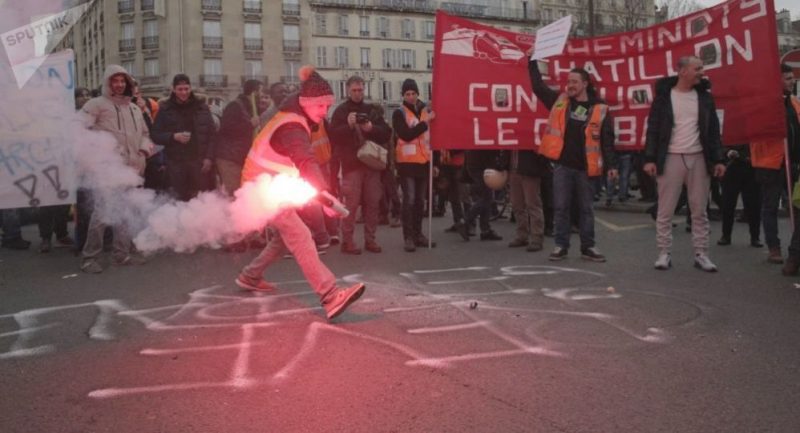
234, 65, 365, 320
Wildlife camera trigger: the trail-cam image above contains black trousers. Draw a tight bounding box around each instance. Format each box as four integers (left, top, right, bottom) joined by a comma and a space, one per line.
37, 205, 70, 240
168, 159, 207, 202
720, 161, 761, 240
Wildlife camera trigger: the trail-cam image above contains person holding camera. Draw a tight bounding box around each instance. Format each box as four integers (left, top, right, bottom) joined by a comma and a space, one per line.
329, 75, 392, 254
392, 79, 436, 252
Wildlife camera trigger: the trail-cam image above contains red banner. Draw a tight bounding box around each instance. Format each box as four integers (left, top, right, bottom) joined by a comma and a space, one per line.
431, 0, 785, 151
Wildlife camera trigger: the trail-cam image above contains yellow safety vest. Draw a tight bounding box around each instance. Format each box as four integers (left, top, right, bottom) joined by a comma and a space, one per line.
540, 93, 607, 177
395, 105, 431, 164
750, 95, 800, 170
241, 111, 307, 183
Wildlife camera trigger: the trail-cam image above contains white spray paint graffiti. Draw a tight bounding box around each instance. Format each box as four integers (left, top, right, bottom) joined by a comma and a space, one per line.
0, 265, 698, 399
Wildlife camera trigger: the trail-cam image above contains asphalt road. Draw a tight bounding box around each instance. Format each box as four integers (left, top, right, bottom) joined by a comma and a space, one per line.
2, 208, 800, 433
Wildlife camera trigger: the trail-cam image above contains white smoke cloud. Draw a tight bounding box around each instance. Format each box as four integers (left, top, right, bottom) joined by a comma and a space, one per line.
70, 121, 317, 254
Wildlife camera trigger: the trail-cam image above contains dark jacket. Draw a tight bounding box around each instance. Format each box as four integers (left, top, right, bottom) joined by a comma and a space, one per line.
509, 150, 550, 177
213, 93, 257, 165
463, 150, 508, 183
528, 60, 617, 172
329, 98, 393, 174
393, 99, 431, 178
150, 93, 215, 163
644, 76, 724, 175
268, 94, 328, 192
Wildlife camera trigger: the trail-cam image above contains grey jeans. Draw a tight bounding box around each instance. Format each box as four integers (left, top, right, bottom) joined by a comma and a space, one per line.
656, 153, 711, 254
241, 209, 336, 299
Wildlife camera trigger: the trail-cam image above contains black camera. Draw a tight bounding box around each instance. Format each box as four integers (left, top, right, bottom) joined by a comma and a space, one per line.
356, 113, 369, 124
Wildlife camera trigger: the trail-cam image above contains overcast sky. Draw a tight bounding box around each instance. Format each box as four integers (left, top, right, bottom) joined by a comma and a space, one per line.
697, 0, 799, 20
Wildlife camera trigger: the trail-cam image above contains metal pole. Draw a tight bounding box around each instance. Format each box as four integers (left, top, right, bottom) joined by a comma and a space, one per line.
784, 138, 795, 227
588, 0, 595, 37
428, 155, 434, 249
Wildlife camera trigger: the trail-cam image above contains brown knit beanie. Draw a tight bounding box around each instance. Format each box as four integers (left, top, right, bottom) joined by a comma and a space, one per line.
298, 65, 334, 106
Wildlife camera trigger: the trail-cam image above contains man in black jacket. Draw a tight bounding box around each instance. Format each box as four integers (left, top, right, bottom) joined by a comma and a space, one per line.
213, 79, 263, 196
329, 75, 392, 254
151, 74, 215, 201
643, 55, 726, 272
529, 59, 618, 262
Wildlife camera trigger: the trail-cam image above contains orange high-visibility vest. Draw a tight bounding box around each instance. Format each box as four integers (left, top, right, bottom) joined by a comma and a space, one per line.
540, 93, 608, 177
750, 95, 800, 169
241, 111, 307, 183
395, 105, 430, 164
310, 121, 332, 165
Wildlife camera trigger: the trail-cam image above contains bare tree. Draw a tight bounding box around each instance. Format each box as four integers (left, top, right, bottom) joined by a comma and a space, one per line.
607, 0, 653, 32
656, 0, 704, 20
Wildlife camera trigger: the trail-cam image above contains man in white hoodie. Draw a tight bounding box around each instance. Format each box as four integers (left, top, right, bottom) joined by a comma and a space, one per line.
78, 65, 154, 273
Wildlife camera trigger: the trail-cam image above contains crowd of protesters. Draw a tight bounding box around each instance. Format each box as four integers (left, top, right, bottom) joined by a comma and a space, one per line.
1, 59, 798, 281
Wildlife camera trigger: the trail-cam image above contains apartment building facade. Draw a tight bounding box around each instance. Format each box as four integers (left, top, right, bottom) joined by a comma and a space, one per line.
64, 0, 660, 107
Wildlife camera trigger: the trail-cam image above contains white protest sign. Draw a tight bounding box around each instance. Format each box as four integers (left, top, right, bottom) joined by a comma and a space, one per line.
531, 15, 573, 60
0, 50, 76, 209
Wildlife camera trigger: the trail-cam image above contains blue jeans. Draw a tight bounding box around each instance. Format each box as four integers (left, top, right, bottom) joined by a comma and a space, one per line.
464, 167, 493, 233
553, 164, 595, 250
756, 168, 784, 249
400, 175, 427, 240
606, 154, 632, 201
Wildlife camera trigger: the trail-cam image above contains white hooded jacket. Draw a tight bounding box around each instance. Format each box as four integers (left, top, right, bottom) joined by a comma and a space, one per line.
78, 65, 154, 174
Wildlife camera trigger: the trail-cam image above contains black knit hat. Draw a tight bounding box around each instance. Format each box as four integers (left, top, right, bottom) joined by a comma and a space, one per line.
298, 65, 334, 105
402, 78, 419, 95
172, 73, 191, 86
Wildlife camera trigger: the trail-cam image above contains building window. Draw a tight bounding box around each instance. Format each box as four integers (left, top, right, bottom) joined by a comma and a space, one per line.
244, 22, 262, 50
243, 0, 261, 13
400, 49, 415, 69
338, 15, 349, 36
426, 50, 433, 69
119, 22, 135, 51
141, 0, 154, 11
423, 20, 435, 39
360, 47, 370, 68
381, 80, 392, 101
203, 20, 222, 49
315, 13, 327, 35
142, 20, 158, 49
316, 46, 327, 67
283, 24, 300, 51
335, 46, 349, 68
284, 60, 300, 83
425, 82, 433, 101
401, 19, 415, 40
144, 58, 159, 77
282, 0, 300, 15
204, 58, 222, 75
121, 60, 136, 77
377, 17, 389, 38
359, 16, 369, 36
336, 80, 346, 100
382, 48, 396, 69
244, 60, 262, 77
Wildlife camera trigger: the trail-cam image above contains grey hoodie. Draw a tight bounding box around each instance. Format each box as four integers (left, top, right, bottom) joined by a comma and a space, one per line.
78, 65, 154, 174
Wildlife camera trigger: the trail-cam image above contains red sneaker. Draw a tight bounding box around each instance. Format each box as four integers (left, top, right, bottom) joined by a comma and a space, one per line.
322, 283, 366, 320
235, 275, 276, 292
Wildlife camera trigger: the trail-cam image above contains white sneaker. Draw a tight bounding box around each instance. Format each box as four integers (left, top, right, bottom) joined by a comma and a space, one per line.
694, 253, 718, 272
654, 252, 671, 270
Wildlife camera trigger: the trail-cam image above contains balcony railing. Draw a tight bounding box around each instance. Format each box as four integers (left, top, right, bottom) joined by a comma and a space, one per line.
118, 0, 134, 13
243, 0, 262, 13
241, 75, 268, 85
309, 0, 535, 21
283, 40, 301, 51
200, 74, 228, 88
282, 3, 301, 15
141, 0, 154, 11
119, 39, 135, 51
202, 0, 222, 11
140, 75, 161, 85
202, 36, 223, 49
142, 36, 158, 49
244, 38, 263, 50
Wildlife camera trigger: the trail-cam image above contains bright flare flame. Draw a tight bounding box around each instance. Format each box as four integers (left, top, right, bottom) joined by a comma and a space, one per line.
258, 173, 318, 207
